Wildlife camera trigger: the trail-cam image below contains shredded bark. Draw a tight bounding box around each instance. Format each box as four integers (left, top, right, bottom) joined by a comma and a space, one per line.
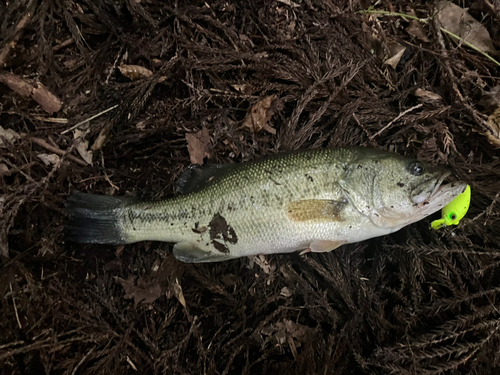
1, 0, 500, 374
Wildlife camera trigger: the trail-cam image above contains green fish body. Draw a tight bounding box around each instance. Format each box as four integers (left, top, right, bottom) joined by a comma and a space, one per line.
67, 148, 467, 263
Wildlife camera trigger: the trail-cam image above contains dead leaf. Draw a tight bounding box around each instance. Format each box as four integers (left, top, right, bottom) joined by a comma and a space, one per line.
37, 153, 60, 166
406, 19, 429, 42
116, 256, 184, 305
0, 73, 62, 113
280, 286, 292, 297
414, 88, 442, 102
115, 275, 162, 305
283, 319, 310, 342
437, 1, 495, 54
173, 278, 186, 307
361, 21, 384, 59
0, 126, 20, 147
252, 254, 276, 275
185, 127, 211, 165
232, 83, 253, 94
115, 245, 125, 256
73, 129, 93, 165
119, 64, 153, 80
0, 163, 10, 176
241, 95, 277, 134
116, 276, 138, 299
91, 129, 108, 151
383, 42, 406, 69
479, 85, 500, 113
486, 107, 500, 148
277, 0, 299, 8
262, 319, 314, 360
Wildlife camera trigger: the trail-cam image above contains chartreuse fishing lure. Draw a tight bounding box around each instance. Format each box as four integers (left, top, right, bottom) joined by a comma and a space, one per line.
431, 184, 471, 230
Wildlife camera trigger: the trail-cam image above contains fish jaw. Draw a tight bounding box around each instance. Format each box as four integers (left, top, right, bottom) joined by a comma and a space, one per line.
374, 179, 468, 229
412, 180, 468, 220
410, 171, 451, 204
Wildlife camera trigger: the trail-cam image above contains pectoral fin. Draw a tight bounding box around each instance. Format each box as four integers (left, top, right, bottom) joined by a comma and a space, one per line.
309, 240, 347, 253
173, 242, 235, 263
287, 199, 348, 222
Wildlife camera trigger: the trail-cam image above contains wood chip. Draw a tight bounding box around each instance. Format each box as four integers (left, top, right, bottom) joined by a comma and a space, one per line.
119, 64, 153, 80
31, 82, 63, 113
0, 73, 62, 113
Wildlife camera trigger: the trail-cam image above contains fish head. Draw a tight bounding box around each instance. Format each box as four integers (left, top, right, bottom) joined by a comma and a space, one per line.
339, 151, 467, 229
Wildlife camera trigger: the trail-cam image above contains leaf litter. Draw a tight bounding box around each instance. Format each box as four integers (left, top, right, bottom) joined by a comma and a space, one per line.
437, 1, 495, 54
2, 1, 500, 374
241, 95, 278, 134
185, 127, 211, 165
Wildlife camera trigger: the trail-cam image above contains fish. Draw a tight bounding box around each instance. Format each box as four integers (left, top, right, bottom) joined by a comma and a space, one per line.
66, 147, 467, 263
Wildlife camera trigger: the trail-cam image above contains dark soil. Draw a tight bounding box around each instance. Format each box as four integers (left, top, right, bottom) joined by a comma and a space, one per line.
2, 0, 500, 374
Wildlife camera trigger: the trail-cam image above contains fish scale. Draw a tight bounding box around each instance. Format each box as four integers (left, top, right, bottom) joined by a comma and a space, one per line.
66, 148, 467, 263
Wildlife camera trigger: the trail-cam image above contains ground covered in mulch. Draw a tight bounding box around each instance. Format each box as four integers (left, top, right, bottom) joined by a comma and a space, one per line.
2, 0, 500, 374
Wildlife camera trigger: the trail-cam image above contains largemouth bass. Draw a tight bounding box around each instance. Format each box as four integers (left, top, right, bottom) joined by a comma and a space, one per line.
66, 148, 467, 263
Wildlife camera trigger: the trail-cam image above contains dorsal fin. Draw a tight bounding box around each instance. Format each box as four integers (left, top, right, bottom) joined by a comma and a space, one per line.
174, 163, 240, 195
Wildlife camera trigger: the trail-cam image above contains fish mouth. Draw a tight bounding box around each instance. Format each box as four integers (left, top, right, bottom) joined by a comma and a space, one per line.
429, 171, 451, 198
411, 171, 467, 211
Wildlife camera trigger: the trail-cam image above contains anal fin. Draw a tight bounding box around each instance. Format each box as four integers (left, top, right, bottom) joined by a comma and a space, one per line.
309, 240, 346, 253
173, 242, 235, 263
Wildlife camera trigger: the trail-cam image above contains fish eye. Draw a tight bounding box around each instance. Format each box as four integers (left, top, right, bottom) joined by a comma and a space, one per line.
450, 213, 457, 220
408, 162, 425, 176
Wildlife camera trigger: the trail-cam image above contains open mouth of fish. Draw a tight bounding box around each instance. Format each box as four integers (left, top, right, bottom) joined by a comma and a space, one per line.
412, 171, 467, 207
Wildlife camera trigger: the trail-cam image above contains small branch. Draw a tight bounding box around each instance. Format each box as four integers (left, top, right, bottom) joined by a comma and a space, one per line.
61, 104, 119, 135
0, 7, 33, 67
29, 137, 87, 166
371, 104, 423, 139
9, 283, 22, 329
360, 9, 430, 23
70, 347, 95, 375
439, 27, 500, 66
52, 38, 74, 52
100, 153, 119, 191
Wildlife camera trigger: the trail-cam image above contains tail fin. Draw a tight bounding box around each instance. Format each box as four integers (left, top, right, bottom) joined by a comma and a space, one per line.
66, 191, 133, 244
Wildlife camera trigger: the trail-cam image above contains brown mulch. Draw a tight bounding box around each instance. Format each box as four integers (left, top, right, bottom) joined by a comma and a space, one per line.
2, 0, 500, 374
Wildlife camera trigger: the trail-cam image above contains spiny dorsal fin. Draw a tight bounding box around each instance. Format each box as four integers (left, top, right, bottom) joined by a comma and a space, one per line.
287, 199, 348, 222
174, 163, 240, 195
